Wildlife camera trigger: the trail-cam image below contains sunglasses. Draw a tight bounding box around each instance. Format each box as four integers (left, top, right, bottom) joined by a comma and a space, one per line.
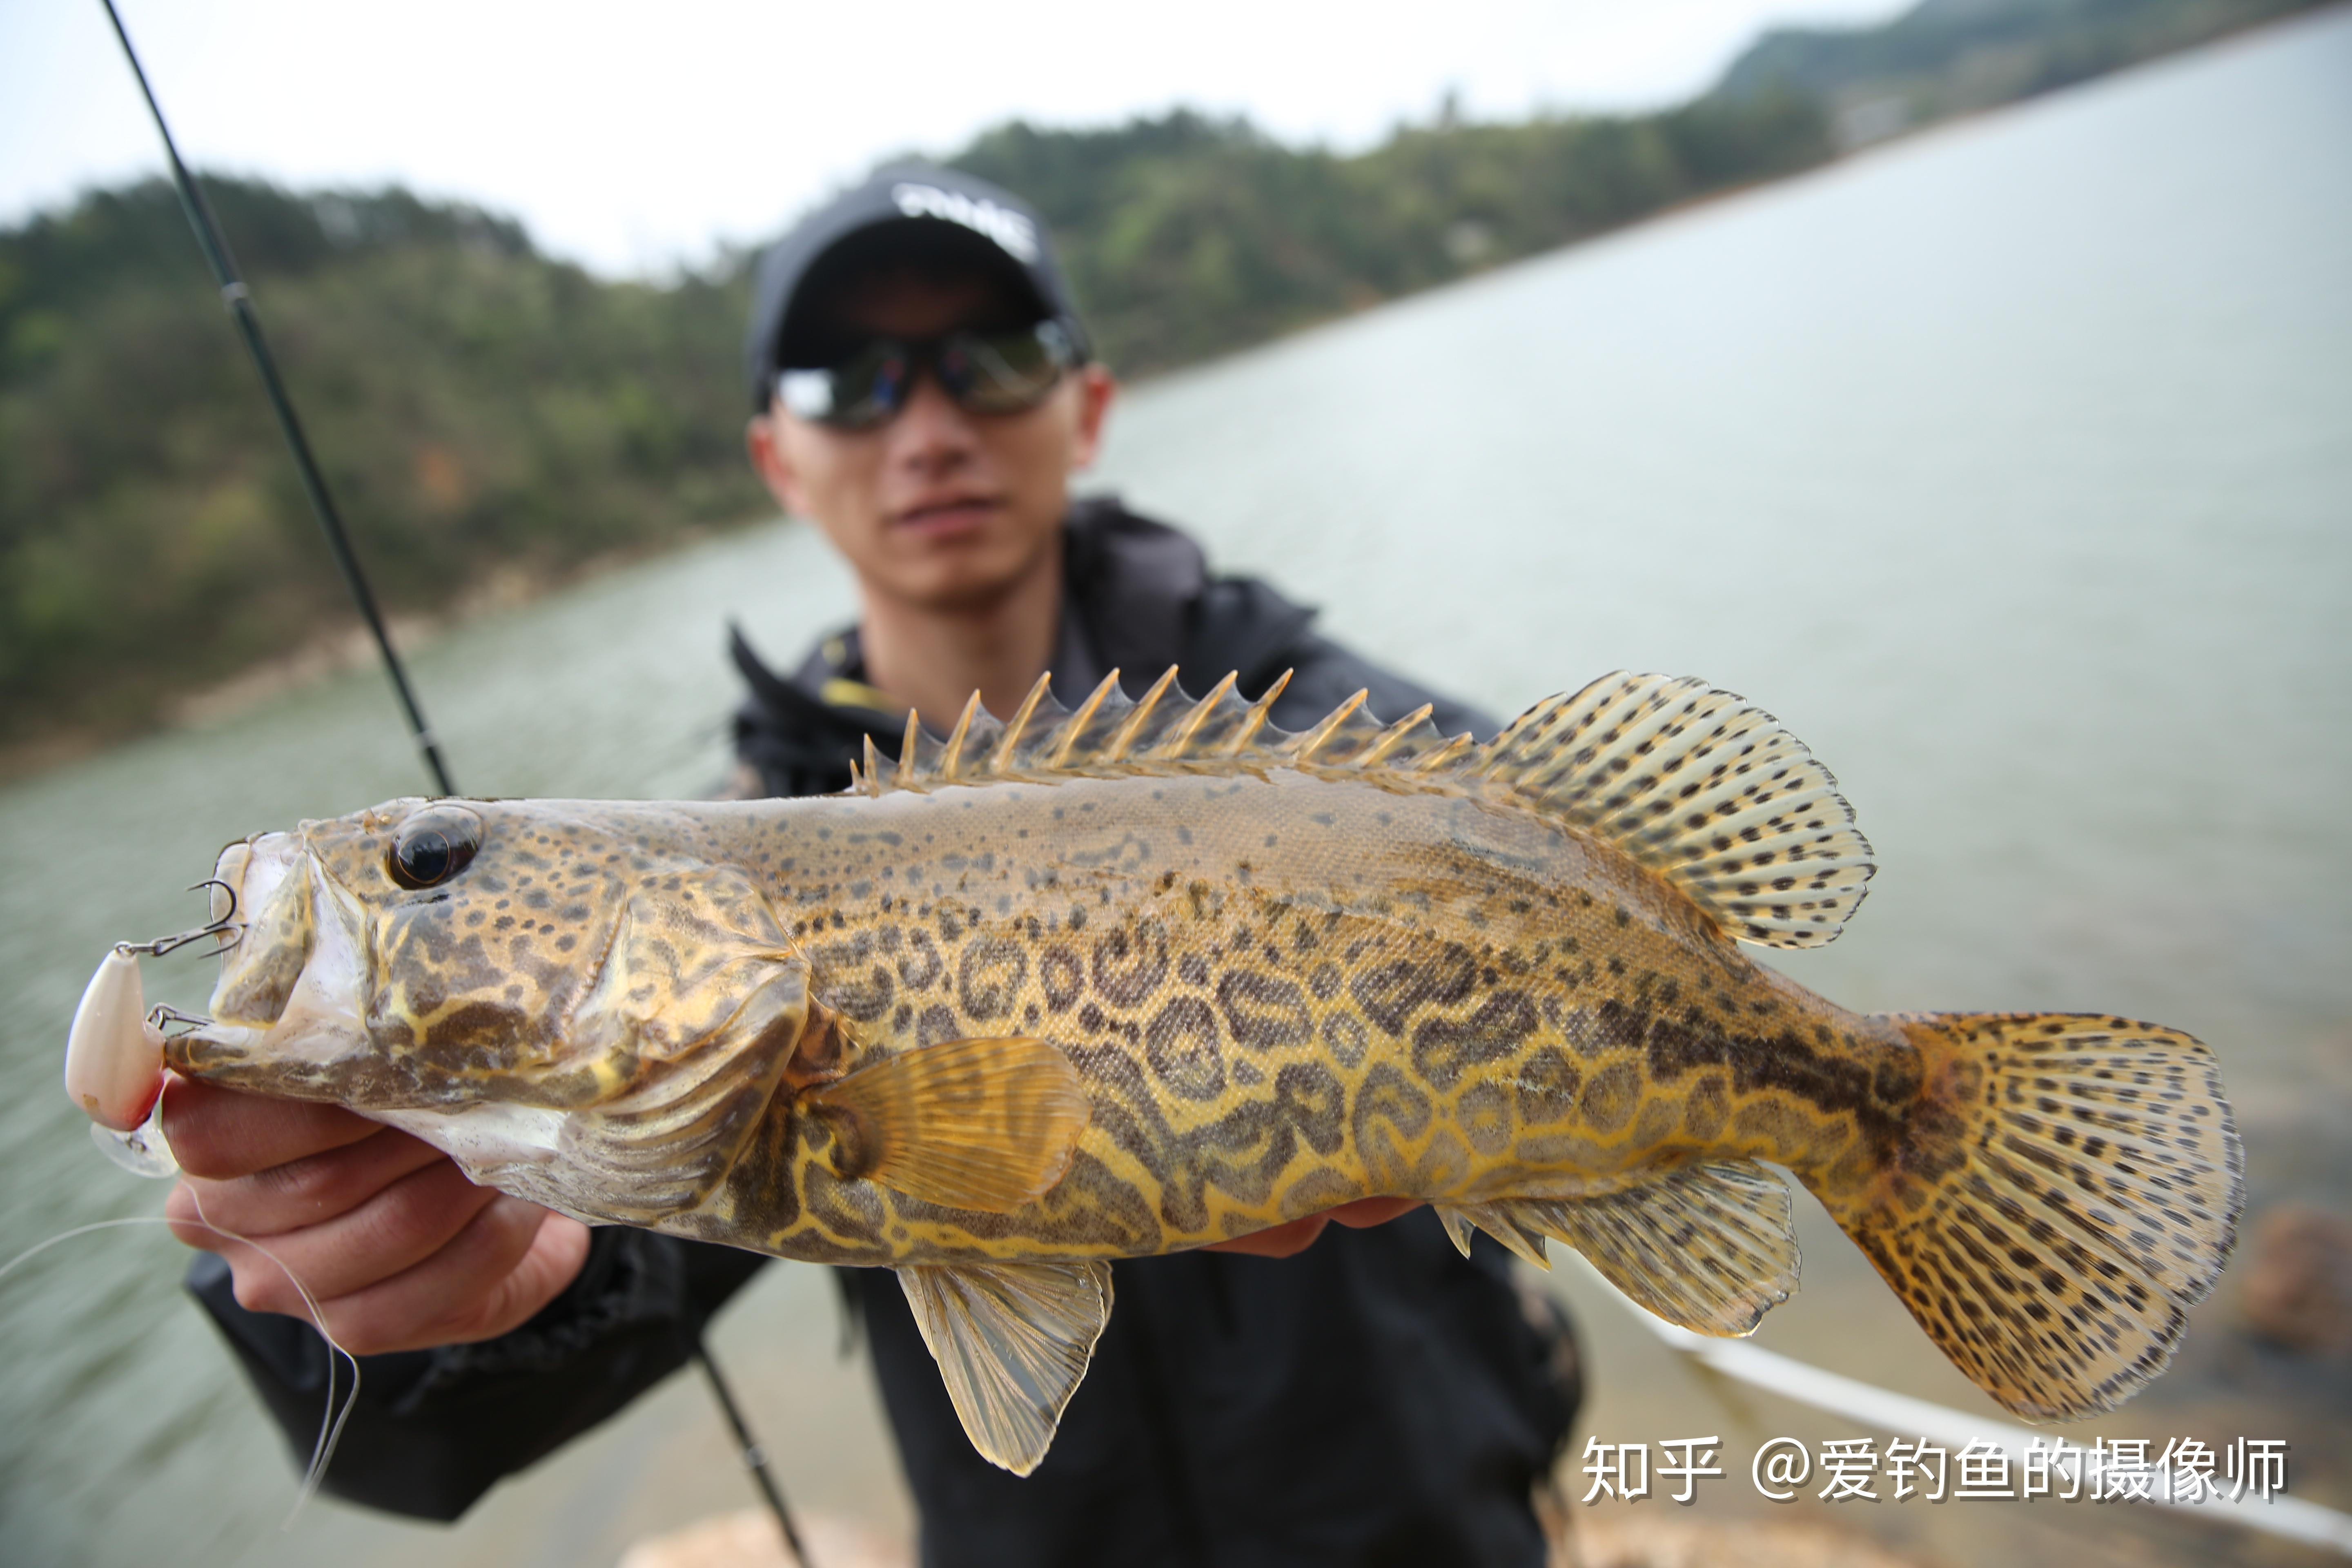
776, 320, 1080, 430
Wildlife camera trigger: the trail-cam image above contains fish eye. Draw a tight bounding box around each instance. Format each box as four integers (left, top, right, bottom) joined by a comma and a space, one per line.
388, 805, 484, 890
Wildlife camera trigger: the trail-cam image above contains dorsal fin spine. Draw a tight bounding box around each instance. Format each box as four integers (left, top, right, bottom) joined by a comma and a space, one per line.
1353, 703, 1434, 767
895, 711, 922, 786
988, 674, 1055, 774
1286, 689, 1368, 762
938, 693, 984, 780
1151, 671, 1237, 758
1101, 668, 1178, 762
1220, 669, 1292, 755
1411, 733, 1476, 772
1045, 673, 1121, 769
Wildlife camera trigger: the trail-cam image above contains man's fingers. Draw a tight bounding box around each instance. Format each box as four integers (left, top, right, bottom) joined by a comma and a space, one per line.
1325, 1197, 1421, 1229
1200, 1198, 1424, 1258
173, 1127, 445, 1241
161, 1075, 381, 1179
200, 1159, 501, 1310
312, 1203, 590, 1356
1204, 1214, 1331, 1258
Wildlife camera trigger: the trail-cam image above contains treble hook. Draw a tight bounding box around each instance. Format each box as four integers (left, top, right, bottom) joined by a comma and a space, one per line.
116, 879, 242, 959
145, 1004, 215, 1036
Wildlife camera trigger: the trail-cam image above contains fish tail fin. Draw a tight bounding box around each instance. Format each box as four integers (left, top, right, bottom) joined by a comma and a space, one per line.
1823, 1011, 2242, 1420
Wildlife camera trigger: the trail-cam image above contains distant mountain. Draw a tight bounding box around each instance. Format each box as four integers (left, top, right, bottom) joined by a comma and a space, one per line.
1714, 0, 2323, 147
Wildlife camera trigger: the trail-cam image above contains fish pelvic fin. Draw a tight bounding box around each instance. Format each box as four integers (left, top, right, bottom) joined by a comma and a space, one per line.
854, 668, 1868, 952
1824, 1012, 2243, 1421
1441, 1158, 1799, 1336
806, 1036, 1088, 1213
899, 1259, 1114, 1475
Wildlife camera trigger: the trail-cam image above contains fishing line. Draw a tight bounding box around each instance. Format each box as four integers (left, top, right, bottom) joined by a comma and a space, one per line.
95, 5, 813, 1556
0, 1206, 362, 1531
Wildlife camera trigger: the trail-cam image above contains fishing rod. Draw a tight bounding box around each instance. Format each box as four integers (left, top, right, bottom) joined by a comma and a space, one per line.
98, 6, 816, 1560
99, 0, 455, 798
698, 1339, 815, 1566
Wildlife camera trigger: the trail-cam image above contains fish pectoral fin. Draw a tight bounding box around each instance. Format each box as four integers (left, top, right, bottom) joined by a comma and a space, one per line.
807, 1036, 1088, 1213
1456, 1159, 1800, 1336
898, 1259, 1115, 1476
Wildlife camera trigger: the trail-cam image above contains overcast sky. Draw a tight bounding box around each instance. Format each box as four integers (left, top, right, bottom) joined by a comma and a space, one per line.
2, 0, 1906, 277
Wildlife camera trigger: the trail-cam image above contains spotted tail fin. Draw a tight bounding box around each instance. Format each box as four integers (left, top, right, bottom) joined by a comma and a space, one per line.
1820, 1013, 2242, 1420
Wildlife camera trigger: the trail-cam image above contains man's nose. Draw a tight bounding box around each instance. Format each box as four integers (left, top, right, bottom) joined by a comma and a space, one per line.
885, 368, 979, 472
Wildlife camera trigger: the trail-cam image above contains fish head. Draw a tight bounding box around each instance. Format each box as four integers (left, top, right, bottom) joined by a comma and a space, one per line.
170, 798, 812, 1140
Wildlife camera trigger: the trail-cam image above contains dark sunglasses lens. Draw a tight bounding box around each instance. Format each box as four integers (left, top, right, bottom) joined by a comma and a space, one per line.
939, 325, 1069, 413
779, 341, 910, 429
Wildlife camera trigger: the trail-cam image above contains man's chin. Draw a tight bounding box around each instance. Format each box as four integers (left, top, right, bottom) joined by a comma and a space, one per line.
882, 534, 1053, 610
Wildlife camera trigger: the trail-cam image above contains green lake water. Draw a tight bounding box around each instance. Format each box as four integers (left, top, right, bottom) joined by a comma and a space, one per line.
3, 12, 2348, 1565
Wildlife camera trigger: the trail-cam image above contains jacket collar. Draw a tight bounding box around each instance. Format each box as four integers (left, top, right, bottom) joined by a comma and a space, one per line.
731, 494, 1321, 729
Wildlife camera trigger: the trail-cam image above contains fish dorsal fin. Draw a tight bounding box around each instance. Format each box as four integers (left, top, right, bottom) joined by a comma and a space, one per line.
898, 1258, 1115, 1475
858, 666, 1469, 794
1439, 1158, 1799, 1336
1472, 672, 1873, 948
849, 667, 1871, 949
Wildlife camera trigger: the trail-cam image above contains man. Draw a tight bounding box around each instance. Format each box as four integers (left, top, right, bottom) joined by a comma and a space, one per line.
166, 165, 1578, 1565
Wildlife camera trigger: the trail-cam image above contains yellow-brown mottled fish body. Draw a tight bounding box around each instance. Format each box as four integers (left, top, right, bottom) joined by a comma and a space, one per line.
167, 670, 2243, 1475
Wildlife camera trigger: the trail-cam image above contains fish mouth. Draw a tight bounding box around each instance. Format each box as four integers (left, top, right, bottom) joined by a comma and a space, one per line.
165, 826, 373, 1092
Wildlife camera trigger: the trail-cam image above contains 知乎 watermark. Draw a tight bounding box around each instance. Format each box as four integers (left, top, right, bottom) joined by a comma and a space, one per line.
1579, 1435, 2292, 1506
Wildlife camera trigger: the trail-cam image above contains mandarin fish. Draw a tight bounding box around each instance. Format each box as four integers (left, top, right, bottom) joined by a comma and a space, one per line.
65, 670, 2243, 1474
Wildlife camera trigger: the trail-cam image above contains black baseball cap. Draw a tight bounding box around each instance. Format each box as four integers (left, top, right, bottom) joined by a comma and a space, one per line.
744, 163, 1090, 411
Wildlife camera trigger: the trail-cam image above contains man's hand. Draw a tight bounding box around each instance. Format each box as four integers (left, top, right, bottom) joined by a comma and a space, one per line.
161, 1076, 591, 1356
1202, 1198, 1422, 1259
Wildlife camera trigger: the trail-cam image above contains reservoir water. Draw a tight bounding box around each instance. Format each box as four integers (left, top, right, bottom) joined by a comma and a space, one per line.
3, 13, 2347, 1565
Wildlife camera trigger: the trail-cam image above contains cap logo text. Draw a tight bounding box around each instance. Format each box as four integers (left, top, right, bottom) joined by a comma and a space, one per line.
891, 183, 1040, 264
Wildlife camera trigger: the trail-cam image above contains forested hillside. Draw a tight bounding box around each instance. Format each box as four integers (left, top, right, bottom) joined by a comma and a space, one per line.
0, 183, 764, 757
0, 0, 2321, 769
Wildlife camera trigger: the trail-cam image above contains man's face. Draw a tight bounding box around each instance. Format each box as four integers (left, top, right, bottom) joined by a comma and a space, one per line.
747, 271, 1114, 612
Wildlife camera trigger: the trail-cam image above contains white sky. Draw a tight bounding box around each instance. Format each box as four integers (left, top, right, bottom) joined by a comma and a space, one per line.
1, 0, 1906, 277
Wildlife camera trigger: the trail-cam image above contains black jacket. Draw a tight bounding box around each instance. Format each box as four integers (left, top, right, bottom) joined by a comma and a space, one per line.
192, 499, 1579, 1566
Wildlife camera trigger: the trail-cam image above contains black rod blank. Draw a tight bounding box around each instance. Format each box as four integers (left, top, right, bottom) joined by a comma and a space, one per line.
696, 1340, 815, 1567
98, 0, 459, 797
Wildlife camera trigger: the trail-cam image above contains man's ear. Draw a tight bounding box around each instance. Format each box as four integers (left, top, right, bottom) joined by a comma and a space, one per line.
746, 411, 806, 516
1066, 365, 1117, 471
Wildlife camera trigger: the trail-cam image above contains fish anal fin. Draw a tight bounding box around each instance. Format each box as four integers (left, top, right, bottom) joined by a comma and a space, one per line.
806, 1036, 1087, 1213
1476, 672, 1874, 949
1523, 1159, 1800, 1336
1435, 1204, 1479, 1259
899, 1259, 1114, 1475
1436, 1200, 1557, 1270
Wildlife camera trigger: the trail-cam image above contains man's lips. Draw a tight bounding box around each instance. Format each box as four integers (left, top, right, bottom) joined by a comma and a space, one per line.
892, 495, 1002, 537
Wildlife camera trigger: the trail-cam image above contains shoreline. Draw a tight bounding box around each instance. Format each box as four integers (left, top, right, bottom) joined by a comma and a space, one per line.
0, 524, 747, 788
